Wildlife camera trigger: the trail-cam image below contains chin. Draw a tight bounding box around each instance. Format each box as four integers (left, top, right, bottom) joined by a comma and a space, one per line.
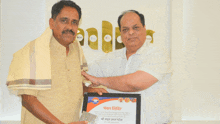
129, 45, 140, 51
64, 38, 75, 43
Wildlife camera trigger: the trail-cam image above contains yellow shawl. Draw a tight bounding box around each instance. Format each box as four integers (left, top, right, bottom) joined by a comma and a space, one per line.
6, 27, 88, 94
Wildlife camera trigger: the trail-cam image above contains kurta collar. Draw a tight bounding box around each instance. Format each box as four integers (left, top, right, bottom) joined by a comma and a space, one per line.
50, 36, 74, 57
123, 40, 149, 57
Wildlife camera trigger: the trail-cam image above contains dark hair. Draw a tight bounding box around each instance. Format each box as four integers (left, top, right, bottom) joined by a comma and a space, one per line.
117, 10, 145, 31
51, 0, 81, 20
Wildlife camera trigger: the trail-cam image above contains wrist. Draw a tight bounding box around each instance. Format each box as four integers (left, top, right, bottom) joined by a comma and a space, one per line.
98, 77, 106, 86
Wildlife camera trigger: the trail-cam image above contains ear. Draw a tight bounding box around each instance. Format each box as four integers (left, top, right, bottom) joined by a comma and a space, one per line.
49, 18, 54, 29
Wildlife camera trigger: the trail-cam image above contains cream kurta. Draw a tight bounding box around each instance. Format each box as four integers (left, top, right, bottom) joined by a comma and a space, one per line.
18, 36, 83, 124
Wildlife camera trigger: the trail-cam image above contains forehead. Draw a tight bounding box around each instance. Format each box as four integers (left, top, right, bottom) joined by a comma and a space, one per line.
57, 6, 79, 19
120, 12, 141, 26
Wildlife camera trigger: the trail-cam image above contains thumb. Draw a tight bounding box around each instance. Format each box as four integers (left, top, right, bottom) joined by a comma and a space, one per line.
98, 91, 103, 95
81, 71, 88, 76
81, 71, 92, 80
81, 71, 88, 78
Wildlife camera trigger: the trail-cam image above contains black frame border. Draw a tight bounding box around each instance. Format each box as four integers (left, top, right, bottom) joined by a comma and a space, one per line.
82, 92, 141, 124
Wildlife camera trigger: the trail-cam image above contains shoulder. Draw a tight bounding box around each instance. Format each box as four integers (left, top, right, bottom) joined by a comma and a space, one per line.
93, 48, 125, 65
105, 48, 125, 59
13, 40, 36, 57
142, 44, 169, 57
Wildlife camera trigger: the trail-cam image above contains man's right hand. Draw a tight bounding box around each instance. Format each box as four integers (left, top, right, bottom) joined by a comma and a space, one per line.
69, 121, 88, 124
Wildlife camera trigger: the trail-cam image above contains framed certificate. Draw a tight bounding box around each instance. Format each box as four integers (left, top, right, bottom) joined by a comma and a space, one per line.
82, 93, 141, 124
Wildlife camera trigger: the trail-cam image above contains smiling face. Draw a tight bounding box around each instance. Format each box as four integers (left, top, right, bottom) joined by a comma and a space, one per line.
49, 6, 79, 47
120, 12, 146, 54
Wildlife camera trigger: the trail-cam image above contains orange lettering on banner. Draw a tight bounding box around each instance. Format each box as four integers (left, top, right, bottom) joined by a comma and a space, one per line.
103, 107, 111, 110
112, 106, 122, 110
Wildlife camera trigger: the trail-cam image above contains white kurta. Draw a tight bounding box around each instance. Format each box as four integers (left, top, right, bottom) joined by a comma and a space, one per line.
88, 41, 172, 124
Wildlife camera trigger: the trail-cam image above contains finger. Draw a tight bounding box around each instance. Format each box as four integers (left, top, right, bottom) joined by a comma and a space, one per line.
100, 89, 108, 94
81, 72, 94, 82
102, 89, 108, 93
89, 82, 98, 87
98, 88, 108, 95
98, 91, 103, 95
89, 84, 99, 87
81, 71, 89, 78
81, 71, 85, 75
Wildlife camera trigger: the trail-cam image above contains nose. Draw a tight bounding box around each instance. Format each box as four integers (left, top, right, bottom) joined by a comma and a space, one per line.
66, 22, 73, 29
129, 29, 134, 35
66, 21, 77, 30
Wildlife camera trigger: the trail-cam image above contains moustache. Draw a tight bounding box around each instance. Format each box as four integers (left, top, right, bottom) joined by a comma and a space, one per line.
62, 30, 75, 35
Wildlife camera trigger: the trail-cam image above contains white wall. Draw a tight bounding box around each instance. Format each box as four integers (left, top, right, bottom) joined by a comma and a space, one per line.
171, 0, 220, 121
0, 0, 171, 121
0, 0, 46, 120
1, 0, 220, 123
74, 0, 171, 64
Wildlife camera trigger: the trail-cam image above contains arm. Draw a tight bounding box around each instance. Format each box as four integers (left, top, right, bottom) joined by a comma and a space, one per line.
22, 95, 88, 124
22, 94, 64, 124
82, 70, 158, 92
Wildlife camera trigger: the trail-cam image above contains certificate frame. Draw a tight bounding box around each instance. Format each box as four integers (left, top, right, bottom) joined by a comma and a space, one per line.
82, 93, 141, 124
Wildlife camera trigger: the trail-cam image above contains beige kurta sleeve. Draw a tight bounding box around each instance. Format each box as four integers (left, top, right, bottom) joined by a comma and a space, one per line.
17, 89, 39, 97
